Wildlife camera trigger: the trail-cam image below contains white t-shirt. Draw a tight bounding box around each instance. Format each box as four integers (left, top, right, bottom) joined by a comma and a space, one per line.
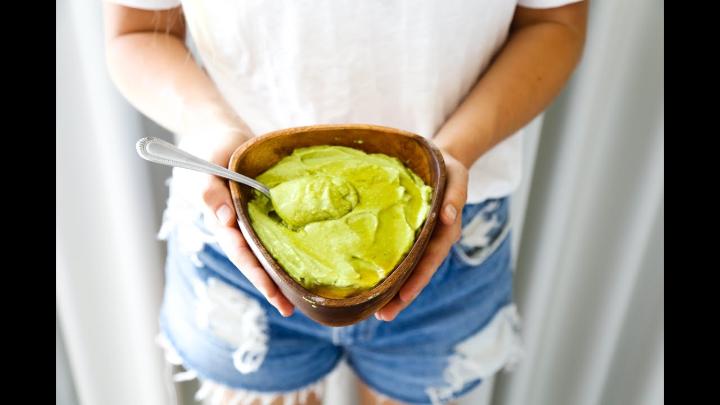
111, 0, 581, 204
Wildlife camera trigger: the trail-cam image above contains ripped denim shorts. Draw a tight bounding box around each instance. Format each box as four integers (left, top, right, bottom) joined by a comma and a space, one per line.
157, 197, 522, 405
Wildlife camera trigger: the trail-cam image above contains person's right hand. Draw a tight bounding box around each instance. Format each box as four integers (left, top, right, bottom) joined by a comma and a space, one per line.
188, 133, 295, 317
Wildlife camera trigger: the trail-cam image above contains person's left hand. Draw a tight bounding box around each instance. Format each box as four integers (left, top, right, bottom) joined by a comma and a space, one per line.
374, 149, 469, 321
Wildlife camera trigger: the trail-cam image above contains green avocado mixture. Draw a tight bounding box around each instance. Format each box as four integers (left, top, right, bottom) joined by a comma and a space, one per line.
248, 145, 432, 298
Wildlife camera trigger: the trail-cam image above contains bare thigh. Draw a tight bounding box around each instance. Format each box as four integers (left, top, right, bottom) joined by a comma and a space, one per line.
356, 378, 457, 405
199, 383, 323, 405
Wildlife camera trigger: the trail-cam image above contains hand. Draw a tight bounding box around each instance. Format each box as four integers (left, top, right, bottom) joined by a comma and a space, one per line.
374, 149, 469, 321
190, 133, 295, 317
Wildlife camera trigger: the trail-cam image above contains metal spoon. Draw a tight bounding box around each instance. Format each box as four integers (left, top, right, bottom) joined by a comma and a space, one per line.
135, 137, 271, 197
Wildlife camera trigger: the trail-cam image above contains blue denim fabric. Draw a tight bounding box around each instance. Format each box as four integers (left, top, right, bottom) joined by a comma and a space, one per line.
159, 197, 514, 404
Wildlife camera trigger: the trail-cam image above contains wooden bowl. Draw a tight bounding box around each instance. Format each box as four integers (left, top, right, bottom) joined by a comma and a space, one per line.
228, 124, 446, 326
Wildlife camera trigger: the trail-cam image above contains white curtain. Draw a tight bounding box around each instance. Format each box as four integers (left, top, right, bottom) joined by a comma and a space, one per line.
493, 0, 664, 404
57, 1, 170, 404
56, 0, 663, 404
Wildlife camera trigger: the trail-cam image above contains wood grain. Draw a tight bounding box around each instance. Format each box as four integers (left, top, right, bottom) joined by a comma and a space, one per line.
228, 124, 447, 326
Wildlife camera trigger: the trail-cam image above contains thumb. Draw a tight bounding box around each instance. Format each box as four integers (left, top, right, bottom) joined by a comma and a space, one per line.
201, 176, 236, 226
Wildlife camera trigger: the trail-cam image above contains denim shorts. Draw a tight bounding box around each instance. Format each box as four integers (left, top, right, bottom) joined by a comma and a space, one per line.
157, 197, 522, 405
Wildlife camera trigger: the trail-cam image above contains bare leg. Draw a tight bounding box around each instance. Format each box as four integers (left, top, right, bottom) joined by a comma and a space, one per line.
220, 391, 322, 405
356, 378, 402, 405
356, 377, 460, 405
199, 381, 324, 405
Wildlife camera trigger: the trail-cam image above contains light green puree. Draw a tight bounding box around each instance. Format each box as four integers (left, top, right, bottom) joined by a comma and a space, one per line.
249, 145, 432, 298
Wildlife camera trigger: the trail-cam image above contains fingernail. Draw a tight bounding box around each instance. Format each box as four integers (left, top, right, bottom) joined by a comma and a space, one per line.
274, 304, 287, 317
216, 204, 232, 225
445, 205, 457, 223
375, 313, 383, 321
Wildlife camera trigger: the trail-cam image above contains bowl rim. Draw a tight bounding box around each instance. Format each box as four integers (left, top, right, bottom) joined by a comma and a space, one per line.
228, 123, 447, 308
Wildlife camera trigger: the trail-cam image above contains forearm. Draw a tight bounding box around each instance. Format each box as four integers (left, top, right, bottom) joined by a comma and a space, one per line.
104, 8, 251, 150
434, 2, 588, 168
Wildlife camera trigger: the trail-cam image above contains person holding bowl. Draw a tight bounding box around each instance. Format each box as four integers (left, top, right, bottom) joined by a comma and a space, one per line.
104, 1, 587, 404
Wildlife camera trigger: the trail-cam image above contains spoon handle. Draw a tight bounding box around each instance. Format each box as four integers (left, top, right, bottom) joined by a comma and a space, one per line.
136, 137, 271, 197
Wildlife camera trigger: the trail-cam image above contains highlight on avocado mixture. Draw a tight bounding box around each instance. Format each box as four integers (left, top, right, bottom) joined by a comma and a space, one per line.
248, 145, 433, 298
